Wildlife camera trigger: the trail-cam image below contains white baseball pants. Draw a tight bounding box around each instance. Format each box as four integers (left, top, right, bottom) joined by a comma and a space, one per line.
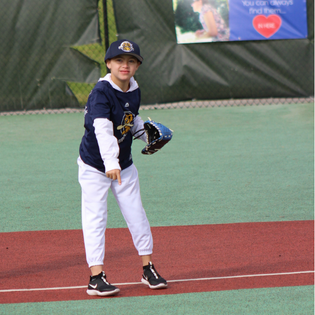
77, 157, 153, 267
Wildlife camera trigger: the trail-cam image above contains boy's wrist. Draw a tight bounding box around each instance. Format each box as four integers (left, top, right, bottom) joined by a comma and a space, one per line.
104, 160, 121, 173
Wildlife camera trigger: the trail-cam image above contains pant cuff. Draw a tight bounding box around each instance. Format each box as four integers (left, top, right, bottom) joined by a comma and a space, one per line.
88, 261, 104, 268
139, 250, 153, 256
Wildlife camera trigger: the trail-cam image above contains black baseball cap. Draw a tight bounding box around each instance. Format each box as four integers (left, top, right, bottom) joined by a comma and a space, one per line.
104, 39, 143, 63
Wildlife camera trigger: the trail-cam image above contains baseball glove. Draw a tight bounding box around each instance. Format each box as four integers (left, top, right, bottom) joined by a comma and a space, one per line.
141, 118, 173, 155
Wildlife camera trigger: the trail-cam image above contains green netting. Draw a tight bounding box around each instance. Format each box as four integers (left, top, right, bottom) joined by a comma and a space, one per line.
0, 0, 101, 111
0, 0, 313, 111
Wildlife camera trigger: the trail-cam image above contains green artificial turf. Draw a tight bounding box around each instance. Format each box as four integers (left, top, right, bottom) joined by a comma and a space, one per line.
0, 103, 313, 232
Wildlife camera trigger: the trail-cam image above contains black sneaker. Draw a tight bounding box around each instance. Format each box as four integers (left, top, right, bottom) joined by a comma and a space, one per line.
141, 262, 168, 289
86, 271, 120, 296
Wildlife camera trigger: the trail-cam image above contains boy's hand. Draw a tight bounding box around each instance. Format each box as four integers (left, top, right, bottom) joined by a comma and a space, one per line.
106, 169, 122, 185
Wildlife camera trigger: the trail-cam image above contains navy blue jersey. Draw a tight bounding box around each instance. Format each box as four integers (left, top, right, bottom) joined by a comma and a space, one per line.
79, 80, 141, 173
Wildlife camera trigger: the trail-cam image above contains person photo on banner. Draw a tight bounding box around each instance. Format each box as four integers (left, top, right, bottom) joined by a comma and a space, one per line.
191, 0, 229, 41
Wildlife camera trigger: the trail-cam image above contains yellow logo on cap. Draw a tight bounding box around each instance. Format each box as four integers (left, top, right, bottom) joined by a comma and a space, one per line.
118, 41, 134, 52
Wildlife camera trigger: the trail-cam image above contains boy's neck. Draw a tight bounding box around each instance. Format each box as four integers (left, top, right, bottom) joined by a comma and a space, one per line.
111, 75, 130, 92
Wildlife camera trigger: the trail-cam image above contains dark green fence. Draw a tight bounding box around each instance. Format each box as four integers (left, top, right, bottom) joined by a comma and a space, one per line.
0, 0, 313, 112
0, 0, 110, 111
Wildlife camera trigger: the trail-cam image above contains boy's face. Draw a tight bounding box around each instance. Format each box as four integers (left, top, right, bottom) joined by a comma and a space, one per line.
106, 54, 140, 87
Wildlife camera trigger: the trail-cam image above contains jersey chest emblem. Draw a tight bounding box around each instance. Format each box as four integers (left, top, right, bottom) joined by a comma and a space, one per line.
117, 112, 134, 135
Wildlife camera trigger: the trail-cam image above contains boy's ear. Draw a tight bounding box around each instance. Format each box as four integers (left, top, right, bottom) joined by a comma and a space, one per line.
106, 60, 111, 69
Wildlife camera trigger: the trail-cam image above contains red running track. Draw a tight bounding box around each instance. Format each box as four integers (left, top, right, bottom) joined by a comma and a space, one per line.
0, 220, 313, 304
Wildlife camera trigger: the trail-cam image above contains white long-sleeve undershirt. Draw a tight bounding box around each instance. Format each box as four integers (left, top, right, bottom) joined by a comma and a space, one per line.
93, 118, 121, 172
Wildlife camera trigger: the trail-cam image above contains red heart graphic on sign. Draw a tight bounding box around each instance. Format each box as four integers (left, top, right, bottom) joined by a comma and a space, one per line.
252, 15, 282, 38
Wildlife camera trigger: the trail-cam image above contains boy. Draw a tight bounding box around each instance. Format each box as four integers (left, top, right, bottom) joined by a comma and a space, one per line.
77, 39, 167, 297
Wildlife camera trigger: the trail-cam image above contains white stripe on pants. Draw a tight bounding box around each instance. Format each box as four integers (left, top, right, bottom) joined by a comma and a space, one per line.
78, 157, 153, 267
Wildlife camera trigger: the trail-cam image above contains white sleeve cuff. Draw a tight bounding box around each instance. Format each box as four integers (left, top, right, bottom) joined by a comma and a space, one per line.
93, 118, 121, 172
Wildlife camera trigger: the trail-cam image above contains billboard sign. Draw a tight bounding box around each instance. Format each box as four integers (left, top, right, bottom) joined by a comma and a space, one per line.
173, 0, 308, 43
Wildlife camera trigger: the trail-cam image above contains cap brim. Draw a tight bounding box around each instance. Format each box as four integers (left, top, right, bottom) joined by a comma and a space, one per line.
105, 53, 143, 63
128, 53, 143, 63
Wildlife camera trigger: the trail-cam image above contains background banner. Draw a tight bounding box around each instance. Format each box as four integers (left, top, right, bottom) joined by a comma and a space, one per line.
230, 0, 308, 41
174, 0, 308, 44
